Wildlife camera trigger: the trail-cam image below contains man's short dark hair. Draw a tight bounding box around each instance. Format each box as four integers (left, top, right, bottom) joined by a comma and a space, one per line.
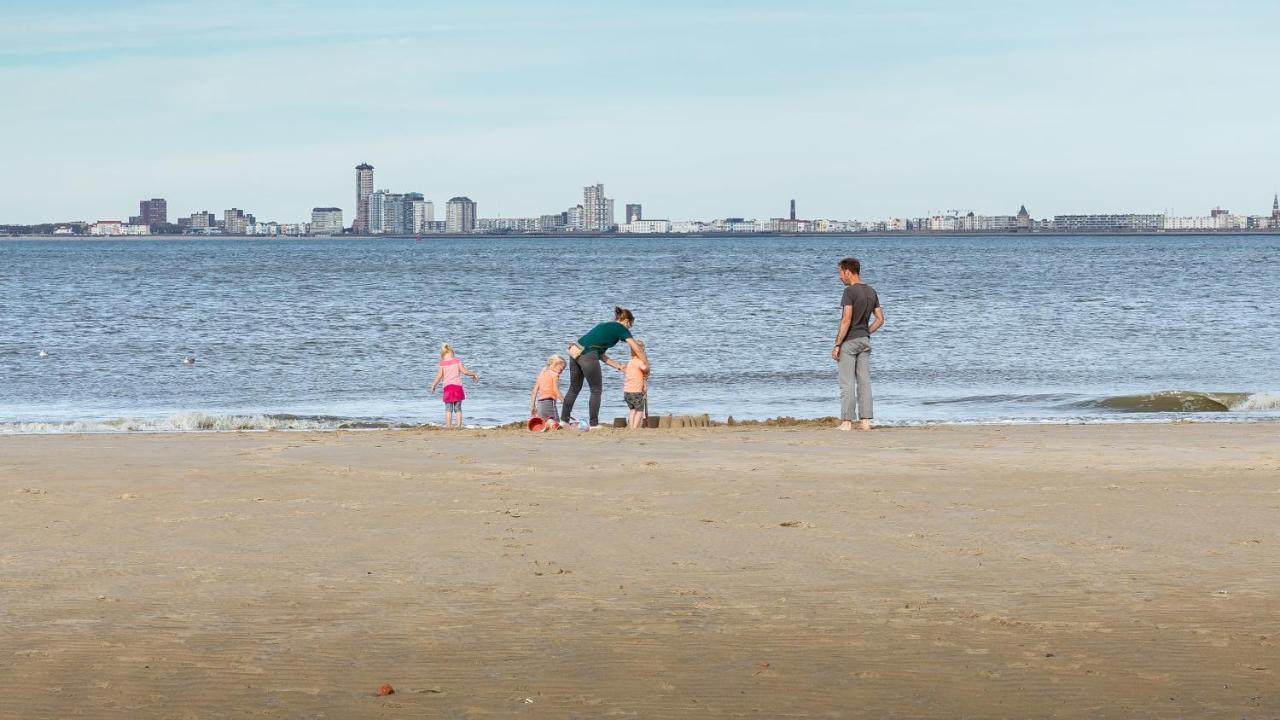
839, 257, 861, 275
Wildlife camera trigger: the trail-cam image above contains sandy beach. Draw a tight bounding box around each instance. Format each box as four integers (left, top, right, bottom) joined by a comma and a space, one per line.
2, 423, 1278, 718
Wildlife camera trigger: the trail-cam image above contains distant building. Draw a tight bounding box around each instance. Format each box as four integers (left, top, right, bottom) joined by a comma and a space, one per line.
619, 219, 672, 234
354, 163, 374, 234
310, 207, 344, 235
369, 189, 400, 234
582, 184, 614, 231
138, 198, 167, 228
1016, 205, 1032, 231
89, 220, 150, 236
976, 214, 1018, 231
790, 199, 796, 221
566, 204, 585, 230
1052, 214, 1163, 232
410, 197, 434, 234
670, 220, 709, 234
247, 222, 279, 236
1162, 215, 1217, 231
445, 197, 477, 233
224, 208, 251, 235
383, 192, 408, 235
711, 218, 756, 233
477, 217, 542, 232
625, 203, 642, 224
368, 190, 388, 234
187, 211, 215, 229
539, 214, 565, 232
1272, 194, 1280, 222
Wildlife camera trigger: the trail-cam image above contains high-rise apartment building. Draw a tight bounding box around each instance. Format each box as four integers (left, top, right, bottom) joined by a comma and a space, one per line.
368, 190, 388, 234
410, 196, 434, 234
582, 183, 615, 231
446, 197, 477, 233
1271, 194, 1279, 222
139, 198, 167, 227
188, 211, 215, 229
384, 192, 407, 235
310, 207, 344, 235
625, 203, 642, 224
354, 163, 374, 234
224, 208, 250, 235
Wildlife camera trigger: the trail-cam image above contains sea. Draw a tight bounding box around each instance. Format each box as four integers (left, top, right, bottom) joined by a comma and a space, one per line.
2, 234, 1277, 433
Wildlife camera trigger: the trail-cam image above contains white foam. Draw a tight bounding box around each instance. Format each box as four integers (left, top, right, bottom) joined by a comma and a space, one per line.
1227, 393, 1280, 412
0, 412, 391, 435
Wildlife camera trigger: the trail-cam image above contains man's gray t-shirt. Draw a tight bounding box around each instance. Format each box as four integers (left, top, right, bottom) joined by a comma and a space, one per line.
840, 283, 880, 340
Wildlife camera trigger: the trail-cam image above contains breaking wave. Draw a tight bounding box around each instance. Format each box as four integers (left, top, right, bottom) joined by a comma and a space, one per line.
1081, 391, 1280, 413
0, 412, 414, 434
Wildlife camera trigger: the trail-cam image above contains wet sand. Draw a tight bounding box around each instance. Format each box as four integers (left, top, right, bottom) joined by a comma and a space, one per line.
2, 424, 1279, 718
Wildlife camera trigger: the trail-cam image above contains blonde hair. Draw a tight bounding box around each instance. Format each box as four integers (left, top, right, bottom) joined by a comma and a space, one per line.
631, 339, 646, 353
546, 354, 566, 368
439, 343, 454, 358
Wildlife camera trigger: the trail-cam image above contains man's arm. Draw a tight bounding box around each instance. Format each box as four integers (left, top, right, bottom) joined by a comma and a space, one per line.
868, 306, 885, 334
831, 305, 853, 361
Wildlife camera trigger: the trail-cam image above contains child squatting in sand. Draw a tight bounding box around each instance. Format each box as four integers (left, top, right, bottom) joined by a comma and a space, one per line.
530, 354, 566, 424
430, 343, 479, 428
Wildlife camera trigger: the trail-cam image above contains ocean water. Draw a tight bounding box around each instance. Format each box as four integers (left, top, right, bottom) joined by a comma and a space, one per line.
2, 234, 1277, 432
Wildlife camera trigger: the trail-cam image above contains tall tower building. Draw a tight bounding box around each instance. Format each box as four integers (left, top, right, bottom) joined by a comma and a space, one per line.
1272, 193, 1279, 221
410, 196, 433, 233
446, 197, 477, 233
367, 189, 389, 234
354, 163, 374, 234
789, 199, 796, 221
139, 198, 167, 228
625, 203, 642, 224
582, 183, 614, 231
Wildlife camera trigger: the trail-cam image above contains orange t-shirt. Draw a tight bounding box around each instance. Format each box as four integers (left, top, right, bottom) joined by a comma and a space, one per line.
623, 358, 649, 393
534, 368, 560, 400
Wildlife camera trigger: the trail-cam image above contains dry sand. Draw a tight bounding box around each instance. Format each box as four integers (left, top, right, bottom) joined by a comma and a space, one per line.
2, 423, 1279, 718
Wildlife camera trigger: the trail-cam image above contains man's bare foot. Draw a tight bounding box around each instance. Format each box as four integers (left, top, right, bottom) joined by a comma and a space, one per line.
837, 421, 853, 432
857, 420, 873, 431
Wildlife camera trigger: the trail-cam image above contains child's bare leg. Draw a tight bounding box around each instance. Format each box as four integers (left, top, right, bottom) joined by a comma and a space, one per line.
629, 409, 640, 429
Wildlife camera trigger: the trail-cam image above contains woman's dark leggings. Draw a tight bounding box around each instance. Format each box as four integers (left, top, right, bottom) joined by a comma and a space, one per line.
561, 351, 603, 426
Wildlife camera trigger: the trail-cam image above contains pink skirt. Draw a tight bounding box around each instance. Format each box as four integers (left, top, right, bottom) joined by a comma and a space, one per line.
442, 384, 465, 404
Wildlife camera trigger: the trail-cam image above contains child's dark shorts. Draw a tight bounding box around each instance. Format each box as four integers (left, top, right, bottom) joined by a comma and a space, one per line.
624, 392, 647, 411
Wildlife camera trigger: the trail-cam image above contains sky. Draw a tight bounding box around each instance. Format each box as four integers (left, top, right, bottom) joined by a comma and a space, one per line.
2, 0, 1279, 224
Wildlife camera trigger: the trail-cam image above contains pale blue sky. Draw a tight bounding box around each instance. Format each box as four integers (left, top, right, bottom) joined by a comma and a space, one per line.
3, 0, 1278, 224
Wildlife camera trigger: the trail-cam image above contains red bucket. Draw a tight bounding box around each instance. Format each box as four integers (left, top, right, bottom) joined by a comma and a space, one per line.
527, 417, 546, 433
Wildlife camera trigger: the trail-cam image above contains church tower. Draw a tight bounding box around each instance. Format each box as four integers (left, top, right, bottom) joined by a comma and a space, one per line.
1016, 204, 1032, 231
1272, 193, 1279, 221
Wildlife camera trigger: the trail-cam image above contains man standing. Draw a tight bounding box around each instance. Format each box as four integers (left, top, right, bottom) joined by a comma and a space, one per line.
832, 257, 884, 431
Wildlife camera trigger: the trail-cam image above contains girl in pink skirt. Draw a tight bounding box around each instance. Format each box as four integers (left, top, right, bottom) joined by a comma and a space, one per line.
429, 343, 479, 428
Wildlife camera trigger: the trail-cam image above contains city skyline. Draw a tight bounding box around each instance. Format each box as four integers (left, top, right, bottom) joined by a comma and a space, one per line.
6, 157, 1280, 234
3, 1, 1279, 224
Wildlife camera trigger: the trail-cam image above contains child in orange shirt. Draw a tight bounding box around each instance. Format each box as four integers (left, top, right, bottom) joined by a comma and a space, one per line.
530, 355, 566, 422
621, 340, 649, 430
